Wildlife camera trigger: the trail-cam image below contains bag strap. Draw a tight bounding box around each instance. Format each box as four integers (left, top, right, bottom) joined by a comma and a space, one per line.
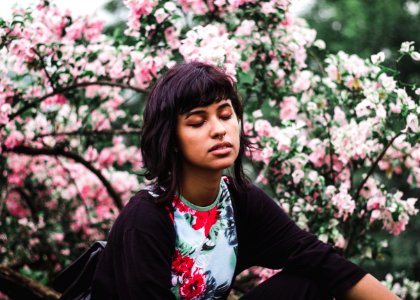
53, 241, 107, 299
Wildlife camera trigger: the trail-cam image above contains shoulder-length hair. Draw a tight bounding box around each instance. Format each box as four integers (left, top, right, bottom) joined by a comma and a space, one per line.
141, 61, 251, 203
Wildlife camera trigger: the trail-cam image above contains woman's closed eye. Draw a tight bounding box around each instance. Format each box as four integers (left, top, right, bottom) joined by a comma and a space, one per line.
189, 122, 204, 128
220, 113, 232, 120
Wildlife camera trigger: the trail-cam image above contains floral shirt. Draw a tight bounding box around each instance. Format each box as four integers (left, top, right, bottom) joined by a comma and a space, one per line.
170, 177, 237, 299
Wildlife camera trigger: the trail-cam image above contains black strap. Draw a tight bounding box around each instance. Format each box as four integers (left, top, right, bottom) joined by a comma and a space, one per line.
53, 241, 107, 300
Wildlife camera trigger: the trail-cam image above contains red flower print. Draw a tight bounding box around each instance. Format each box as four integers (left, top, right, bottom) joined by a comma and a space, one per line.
192, 206, 220, 237
165, 206, 174, 224
179, 269, 206, 299
173, 195, 192, 213
172, 250, 194, 278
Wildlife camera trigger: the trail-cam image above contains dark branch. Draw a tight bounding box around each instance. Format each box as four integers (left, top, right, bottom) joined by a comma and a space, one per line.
326, 123, 336, 185
2, 145, 123, 210
56, 157, 92, 223
12, 187, 37, 217
0, 265, 60, 300
31, 48, 57, 91
5, 81, 148, 127
353, 131, 404, 200
33, 128, 142, 139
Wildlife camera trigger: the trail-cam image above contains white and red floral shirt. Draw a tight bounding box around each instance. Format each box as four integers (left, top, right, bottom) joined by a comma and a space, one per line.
170, 177, 237, 299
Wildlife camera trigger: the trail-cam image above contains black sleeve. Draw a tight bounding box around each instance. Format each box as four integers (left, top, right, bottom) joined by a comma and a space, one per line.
240, 185, 367, 298
92, 193, 176, 300
118, 228, 176, 299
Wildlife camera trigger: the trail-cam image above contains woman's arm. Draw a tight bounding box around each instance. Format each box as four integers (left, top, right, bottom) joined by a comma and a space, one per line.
92, 193, 176, 299
234, 184, 399, 299
343, 274, 400, 300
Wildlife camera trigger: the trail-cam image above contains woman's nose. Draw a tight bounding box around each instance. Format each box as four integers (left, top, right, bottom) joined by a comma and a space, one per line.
210, 118, 227, 138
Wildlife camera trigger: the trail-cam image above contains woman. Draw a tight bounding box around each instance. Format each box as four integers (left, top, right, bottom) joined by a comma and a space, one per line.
92, 62, 399, 299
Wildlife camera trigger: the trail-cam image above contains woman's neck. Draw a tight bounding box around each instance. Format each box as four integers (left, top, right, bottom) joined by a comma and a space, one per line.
179, 168, 223, 207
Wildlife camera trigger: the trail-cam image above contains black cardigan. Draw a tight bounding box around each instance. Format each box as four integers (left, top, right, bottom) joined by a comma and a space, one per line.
92, 182, 367, 299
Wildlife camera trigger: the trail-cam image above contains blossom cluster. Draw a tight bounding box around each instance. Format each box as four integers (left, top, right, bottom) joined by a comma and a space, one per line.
382, 273, 420, 300
179, 24, 240, 77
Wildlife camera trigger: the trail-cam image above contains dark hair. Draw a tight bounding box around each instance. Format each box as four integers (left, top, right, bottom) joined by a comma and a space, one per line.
141, 61, 251, 203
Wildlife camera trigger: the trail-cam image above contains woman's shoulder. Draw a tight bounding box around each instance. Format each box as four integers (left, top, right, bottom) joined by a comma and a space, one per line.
112, 188, 173, 234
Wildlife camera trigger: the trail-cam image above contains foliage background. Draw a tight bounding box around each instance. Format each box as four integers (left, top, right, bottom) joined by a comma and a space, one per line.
301, 0, 420, 282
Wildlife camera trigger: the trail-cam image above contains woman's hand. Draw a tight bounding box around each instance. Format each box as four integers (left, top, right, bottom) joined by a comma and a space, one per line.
344, 274, 400, 300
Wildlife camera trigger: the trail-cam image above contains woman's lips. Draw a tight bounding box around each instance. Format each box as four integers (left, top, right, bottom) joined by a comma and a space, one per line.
208, 142, 233, 155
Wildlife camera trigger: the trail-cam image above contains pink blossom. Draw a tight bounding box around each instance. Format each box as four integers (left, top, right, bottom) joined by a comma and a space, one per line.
71, 206, 89, 232
235, 20, 256, 36
95, 205, 116, 221
84, 146, 99, 162
371, 52, 385, 64
367, 196, 386, 210
98, 148, 116, 167
331, 185, 355, 220
333, 107, 347, 125
165, 26, 181, 49
261, 2, 276, 14
280, 96, 299, 121
124, 0, 158, 36
254, 119, 273, 136
379, 73, 396, 92
154, 8, 169, 23
292, 169, 304, 184
326, 64, 339, 81
370, 209, 381, 221
50, 232, 64, 242
256, 171, 268, 185
4, 131, 25, 149
406, 113, 419, 133
41, 94, 68, 111
410, 51, 420, 61
308, 140, 326, 167
334, 235, 347, 249
252, 109, 263, 118
6, 191, 29, 218
390, 101, 401, 113
0, 103, 12, 124
261, 147, 274, 165
292, 70, 312, 92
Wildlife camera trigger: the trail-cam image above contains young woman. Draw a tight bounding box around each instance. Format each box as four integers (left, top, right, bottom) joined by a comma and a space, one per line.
92, 62, 399, 299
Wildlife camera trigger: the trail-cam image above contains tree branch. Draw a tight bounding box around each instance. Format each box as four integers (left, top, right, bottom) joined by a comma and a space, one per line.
326, 122, 336, 185
5, 81, 148, 127
0, 265, 60, 300
12, 187, 37, 218
56, 157, 93, 223
2, 145, 124, 210
31, 48, 57, 91
33, 128, 142, 139
353, 131, 404, 200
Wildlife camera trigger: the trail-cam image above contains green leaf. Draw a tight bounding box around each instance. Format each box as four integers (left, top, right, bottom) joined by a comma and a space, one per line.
80, 70, 95, 78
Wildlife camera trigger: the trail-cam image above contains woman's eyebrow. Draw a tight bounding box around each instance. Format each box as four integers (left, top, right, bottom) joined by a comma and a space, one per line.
184, 102, 232, 119
217, 102, 232, 111
185, 109, 206, 119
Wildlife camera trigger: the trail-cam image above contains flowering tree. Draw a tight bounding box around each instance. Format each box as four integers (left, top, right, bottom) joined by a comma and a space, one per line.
0, 0, 419, 298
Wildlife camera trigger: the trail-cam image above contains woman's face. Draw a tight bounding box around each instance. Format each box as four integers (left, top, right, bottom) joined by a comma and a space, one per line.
176, 99, 240, 174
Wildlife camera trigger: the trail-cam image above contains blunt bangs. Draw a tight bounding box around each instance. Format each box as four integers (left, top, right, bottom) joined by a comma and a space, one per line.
174, 64, 241, 116
157, 62, 242, 118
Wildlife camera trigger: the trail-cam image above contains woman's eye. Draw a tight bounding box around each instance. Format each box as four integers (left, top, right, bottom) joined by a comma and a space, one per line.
221, 114, 232, 120
189, 122, 204, 128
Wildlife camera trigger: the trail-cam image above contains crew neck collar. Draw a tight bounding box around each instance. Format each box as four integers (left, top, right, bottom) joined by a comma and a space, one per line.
177, 181, 223, 212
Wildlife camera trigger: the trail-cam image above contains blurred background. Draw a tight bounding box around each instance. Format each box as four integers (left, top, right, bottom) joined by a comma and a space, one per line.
1, 0, 419, 282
